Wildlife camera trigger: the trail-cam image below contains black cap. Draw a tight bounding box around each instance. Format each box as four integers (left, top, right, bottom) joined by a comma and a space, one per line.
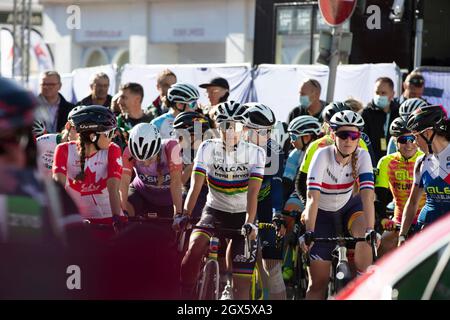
199, 77, 229, 90
407, 73, 425, 87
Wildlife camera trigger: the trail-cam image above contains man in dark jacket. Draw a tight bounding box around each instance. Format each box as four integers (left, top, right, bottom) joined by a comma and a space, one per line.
76, 72, 112, 108
146, 69, 177, 118
37, 71, 75, 133
362, 77, 400, 164
287, 79, 326, 124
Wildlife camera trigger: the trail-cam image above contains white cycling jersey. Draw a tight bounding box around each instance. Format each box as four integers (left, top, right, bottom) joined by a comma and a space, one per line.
193, 139, 266, 213
307, 146, 374, 212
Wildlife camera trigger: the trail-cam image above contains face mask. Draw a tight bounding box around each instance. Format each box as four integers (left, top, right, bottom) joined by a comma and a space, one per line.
299, 95, 311, 108
374, 95, 389, 109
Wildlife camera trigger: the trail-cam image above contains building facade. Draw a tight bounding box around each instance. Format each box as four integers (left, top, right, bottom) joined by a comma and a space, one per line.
40, 0, 255, 73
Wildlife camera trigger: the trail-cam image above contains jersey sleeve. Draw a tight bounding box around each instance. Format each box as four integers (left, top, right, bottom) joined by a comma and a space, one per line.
164, 139, 183, 172
375, 155, 390, 189
413, 154, 426, 187
283, 149, 302, 181
306, 147, 326, 192
52, 142, 69, 176
121, 146, 134, 176
249, 146, 265, 182
271, 148, 285, 212
193, 140, 208, 177
107, 143, 123, 180
357, 149, 375, 191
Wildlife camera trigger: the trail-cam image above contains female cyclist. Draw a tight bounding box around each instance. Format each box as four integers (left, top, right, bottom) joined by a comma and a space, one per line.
120, 122, 183, 218
399, 105, 450, 244
177, 101, 265, 300
299, 110, 376, 300
53, 105, 125, 232
244, 102, 287, 300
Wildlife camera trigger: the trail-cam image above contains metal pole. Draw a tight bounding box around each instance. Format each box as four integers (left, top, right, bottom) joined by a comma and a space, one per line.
414, 18, 423, 69
26, 0, 32, 85
20, 0, 26, 84
326, 26, 342, 103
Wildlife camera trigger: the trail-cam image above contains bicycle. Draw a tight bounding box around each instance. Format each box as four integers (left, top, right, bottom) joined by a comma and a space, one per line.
306, 233, 378, 298
189, 224, 253, 300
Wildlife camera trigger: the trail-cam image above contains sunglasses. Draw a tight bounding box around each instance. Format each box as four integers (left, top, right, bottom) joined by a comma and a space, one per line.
335, 130, 361, 141
98, 128, 116, 139
290, 133, 300, 142
397, 135, 415, 144
250, 128, 271, 137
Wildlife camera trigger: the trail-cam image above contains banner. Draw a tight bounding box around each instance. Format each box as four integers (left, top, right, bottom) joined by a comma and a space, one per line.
29, 28, 54, 73
0, 28, 13, 77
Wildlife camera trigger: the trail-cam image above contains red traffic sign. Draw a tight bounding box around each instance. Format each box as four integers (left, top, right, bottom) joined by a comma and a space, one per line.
319, 0, 357, 27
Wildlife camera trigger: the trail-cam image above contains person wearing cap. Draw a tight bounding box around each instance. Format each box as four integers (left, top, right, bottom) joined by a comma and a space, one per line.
199, 77, 230, 121
287, 79, 327, 124
395, 72, 428, 105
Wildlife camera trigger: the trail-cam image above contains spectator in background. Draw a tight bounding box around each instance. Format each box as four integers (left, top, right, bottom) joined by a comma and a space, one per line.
199, 77, 230, 122
361, 77, 399, 164
116, 83, 153, 149
37, 71, 75, 133
147, 69, 177, 118
76, 72, 112, 108
287, 79, 326, 124
395, 72, 427, 105
110, 92, 121, 117
345, 98, 376, 166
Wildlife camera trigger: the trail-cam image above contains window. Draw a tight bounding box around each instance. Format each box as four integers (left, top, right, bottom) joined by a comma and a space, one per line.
274, 3, 350, 65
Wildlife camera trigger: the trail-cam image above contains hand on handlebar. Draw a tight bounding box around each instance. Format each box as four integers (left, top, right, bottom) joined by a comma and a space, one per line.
272, 212, 287, 237
365, 229, 381, 249
172, 214, 190, 232
241, 223, 258, 241
299, 231, 314, 253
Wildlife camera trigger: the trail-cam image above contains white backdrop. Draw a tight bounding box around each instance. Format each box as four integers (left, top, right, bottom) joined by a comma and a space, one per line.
120, 63, 252, 108
419, 69, 450, 114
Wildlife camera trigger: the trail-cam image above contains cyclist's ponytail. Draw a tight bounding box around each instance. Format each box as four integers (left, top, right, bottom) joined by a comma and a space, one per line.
75, 133, 89, 182
351, 151, 358, 181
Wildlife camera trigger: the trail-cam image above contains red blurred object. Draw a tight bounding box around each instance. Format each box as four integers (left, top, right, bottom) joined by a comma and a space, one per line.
336, 212, 450, 300
319, 0, 357, 26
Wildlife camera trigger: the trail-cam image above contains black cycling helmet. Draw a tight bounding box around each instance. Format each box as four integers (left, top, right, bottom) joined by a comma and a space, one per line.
69, 105, 117, 133
242, 102, 276, 129
389, 117, 410, 137
0, 77, 37, 137
322, 101, 350, 124
406, 105, 447, 133
173, 111, 210, 133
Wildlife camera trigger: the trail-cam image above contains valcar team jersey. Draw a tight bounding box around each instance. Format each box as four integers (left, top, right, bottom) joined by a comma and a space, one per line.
36, 133, 62, 178
193, 139, 266, 213
307, 146, 374, 212
122, 139, 183, 206
151, 111, 176, 139
414, 144, 450, 223
376, 151, 425, 224
53, 142, 123, 220
300, 135, 369, 175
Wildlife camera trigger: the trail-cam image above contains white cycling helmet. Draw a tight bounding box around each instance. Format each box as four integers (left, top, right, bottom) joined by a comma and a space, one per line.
287, 115, 321, 136
399, 98, 428, 120
167, 83, 199, 104
32, 119, 47, 137
329, 110, 365, 131
215, 100, 248, 124
128, 123, 161, 161
243, 102, 276, 129
271, 121, 289, 149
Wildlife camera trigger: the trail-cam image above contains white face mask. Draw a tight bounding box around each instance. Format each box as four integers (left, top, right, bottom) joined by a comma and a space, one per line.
299, 95, 311, 108
374, 95, 389, 109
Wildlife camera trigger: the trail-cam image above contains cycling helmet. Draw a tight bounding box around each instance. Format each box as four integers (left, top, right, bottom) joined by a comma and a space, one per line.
32, 119, 47, 137
242, 102, 276, 129
173, 111, 210, 133
271, 121, 289, 149
0, 77, 37, 136
329, 110, 365, 131
68, 105, 117, 133
322, 101, 350, 124
389, 117, 410, 137
215, 100, 248, 124
287, 115, 321, 136
128, 123, 161, 161
167, 83, 199, 104
399, 98, 428, 120
406, 104, 448, 133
